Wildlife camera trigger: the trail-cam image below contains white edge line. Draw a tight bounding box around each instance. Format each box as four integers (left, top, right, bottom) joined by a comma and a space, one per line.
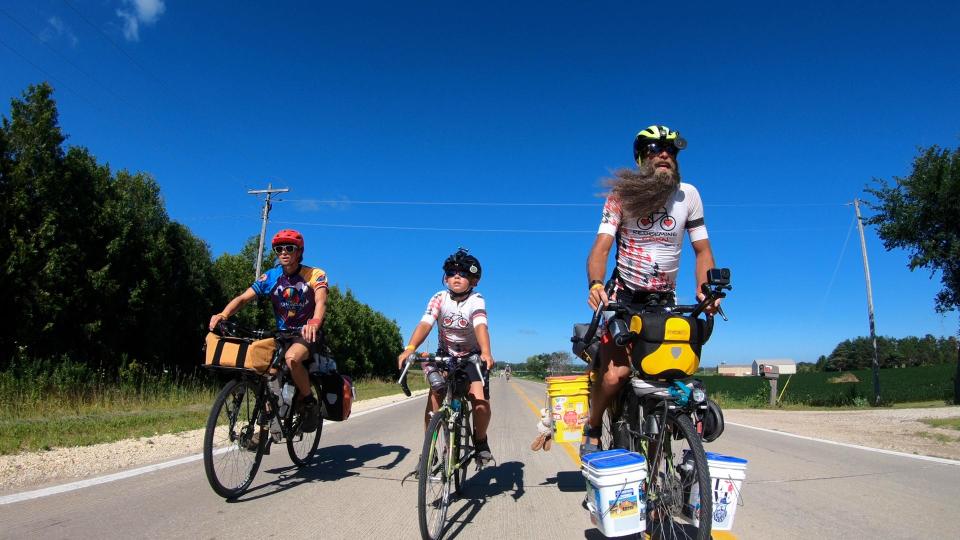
727, 421, 960, 466
0, 391, 428, 506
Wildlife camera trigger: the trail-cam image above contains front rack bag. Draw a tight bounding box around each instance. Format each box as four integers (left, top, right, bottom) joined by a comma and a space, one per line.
204, 332, 275, 373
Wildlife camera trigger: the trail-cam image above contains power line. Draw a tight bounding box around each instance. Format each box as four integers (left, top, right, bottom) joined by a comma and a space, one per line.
0, 34, 106, 115
0, 7, 131, 106
60, 0, 180, 100
819, 214, 857, 312
285, 198, 848, 209
271, 219, 848, 235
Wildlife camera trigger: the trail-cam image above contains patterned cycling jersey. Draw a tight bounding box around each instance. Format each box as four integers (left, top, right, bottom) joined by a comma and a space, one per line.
598, 182, 708, 292
251, 264, 328, 330
420, 290, 488, 358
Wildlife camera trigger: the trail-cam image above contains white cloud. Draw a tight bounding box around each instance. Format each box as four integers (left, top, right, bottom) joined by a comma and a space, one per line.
116, 0, 166, 42
41, 16, 79, 47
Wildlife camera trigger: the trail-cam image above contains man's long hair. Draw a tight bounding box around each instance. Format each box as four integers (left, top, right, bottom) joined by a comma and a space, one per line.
604, 159, 681, 219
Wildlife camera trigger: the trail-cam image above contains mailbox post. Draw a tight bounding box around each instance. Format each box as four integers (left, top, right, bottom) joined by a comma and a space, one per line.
759, 364, 778, 406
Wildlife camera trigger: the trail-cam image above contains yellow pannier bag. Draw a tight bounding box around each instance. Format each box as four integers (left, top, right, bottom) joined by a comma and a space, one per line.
629, 313, 708, 379
203, 332, 276, 373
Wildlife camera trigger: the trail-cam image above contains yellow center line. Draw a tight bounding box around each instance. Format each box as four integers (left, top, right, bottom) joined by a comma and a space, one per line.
509, 380, 581, 467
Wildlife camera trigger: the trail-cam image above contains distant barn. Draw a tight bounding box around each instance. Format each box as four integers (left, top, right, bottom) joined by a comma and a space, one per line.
717, 364, 752, 377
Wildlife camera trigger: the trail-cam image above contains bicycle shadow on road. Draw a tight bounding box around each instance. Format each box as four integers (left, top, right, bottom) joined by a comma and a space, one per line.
227, 442, 410, 503
542, 470, 586, 492
442, 460, 525, 539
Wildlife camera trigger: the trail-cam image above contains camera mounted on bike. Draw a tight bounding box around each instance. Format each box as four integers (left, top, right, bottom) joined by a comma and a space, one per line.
706, 268, 731, 287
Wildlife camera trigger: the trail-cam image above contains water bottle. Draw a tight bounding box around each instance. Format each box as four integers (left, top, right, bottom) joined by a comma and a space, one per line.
267, 377, 282, 397
279, 383, 295, 418
425, 365, 446, 392
450, 399, 461, 412
266, 377, 283, 441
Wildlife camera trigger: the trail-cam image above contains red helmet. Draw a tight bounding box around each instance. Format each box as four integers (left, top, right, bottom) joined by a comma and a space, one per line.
271, 229, 304, 249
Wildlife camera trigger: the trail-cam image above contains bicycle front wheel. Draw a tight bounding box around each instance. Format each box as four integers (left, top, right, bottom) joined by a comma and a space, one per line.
286, 378, 324, 466
645, 412, 712, 540
418, 410, 453, 540
453, 408, 471, 494
203, 378, 265, 499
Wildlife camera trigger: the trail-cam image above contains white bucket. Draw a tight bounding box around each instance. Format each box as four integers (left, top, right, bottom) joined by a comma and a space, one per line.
687, 452, 748, 531
581, 449, 647, 538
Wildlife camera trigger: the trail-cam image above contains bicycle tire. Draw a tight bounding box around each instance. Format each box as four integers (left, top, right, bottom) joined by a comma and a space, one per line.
286, 378, 324, 466
645, 412, 712, 540
418, 410, 453, 540
453, 407, 471, 494
203, 378, 265, 499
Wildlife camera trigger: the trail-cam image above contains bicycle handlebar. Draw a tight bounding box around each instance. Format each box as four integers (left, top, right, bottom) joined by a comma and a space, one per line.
397, 354, 486, 398
573, 268, 732, 353
215, 319, 303, 341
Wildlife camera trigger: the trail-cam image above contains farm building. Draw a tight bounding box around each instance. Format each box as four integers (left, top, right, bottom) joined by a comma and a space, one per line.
717, 364, 752, 377
752, 359, 796, 375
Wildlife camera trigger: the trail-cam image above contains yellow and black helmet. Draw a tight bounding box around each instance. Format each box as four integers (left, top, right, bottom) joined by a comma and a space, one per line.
633, 125, 687, 165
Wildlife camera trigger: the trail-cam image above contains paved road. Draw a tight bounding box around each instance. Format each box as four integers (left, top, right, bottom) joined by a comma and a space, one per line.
2, 378, 959, 539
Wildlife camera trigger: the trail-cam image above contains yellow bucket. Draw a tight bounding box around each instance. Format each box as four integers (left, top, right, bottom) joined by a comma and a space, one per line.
546, 375, 591, 443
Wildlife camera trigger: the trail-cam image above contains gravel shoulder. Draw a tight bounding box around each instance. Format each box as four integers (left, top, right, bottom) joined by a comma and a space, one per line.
0, 389, 429, 493
725, 406, 960, 460
4, 399, 959, 494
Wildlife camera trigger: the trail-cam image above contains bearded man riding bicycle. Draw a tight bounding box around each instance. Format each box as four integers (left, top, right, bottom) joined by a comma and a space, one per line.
582, 125, 720, 455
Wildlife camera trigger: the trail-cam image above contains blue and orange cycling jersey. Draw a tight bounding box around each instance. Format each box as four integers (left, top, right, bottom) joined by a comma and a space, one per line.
251, 264, 328, 330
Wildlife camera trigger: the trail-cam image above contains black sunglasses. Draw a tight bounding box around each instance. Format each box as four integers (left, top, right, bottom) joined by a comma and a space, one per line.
273, 245, 298, 254
445, 269, 469, 278
640, 141, 679, 158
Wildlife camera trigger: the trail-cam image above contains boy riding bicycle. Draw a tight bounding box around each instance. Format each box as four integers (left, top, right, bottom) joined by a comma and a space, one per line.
397, 248, 496, 463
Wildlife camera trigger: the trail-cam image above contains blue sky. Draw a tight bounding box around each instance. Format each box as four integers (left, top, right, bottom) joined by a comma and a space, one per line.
2, 1, 959, 365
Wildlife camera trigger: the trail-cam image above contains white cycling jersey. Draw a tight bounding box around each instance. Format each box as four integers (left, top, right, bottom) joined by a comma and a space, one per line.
598, 182, 708, 292
420, 290, 488, 357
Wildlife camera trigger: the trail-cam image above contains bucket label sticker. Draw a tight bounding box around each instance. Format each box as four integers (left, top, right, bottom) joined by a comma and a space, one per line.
608, 487, 642, 519
712, 479, 736, 526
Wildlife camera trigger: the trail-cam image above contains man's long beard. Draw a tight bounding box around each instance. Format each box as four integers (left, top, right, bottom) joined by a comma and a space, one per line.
605, 160, 681, 219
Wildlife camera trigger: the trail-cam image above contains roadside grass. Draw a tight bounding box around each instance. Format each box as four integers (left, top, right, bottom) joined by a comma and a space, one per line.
2, 374, 429, 455
920, 417, 960, 431
914, 430, 960, 443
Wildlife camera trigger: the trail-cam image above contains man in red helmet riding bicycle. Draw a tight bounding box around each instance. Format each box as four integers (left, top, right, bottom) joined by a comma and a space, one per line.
209, 229, 328, 433
581, 125, 720, 455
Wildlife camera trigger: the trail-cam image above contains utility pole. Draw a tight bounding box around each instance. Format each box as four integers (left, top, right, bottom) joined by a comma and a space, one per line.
248, 183, 289, 280
853, 198, 882, 406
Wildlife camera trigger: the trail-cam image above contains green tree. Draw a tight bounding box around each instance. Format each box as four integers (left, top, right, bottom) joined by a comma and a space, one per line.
212, 235, 274, 330
867, 144, 960, 403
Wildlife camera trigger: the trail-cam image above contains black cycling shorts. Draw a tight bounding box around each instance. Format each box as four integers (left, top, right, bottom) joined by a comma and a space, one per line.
277, 333, 322, 358
465, 361, 490, 400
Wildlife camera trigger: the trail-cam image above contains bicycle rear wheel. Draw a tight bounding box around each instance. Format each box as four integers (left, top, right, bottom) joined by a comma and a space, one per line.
645, 412, 712, 540
286, 378, 323, 466
418, 410, 452, 540
203, 378, 265, 499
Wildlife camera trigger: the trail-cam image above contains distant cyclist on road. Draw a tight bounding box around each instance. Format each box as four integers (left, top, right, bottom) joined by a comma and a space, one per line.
398, 248, 496, 464
582, 125, 720, 455
209, 229, 328, 433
